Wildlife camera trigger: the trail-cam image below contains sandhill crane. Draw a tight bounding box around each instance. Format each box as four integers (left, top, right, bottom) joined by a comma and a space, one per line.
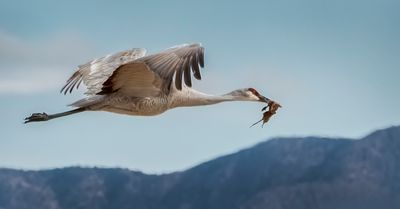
24, 43, 275, 123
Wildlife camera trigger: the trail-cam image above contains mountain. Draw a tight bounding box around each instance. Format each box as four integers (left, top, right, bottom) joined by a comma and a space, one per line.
1, 126, 400, 209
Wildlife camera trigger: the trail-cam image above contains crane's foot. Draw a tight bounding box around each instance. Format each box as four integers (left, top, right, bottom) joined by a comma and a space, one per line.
24, 112, 49, 123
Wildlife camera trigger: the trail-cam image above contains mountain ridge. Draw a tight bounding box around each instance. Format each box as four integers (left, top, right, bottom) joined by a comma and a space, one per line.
1, 125, 399, 209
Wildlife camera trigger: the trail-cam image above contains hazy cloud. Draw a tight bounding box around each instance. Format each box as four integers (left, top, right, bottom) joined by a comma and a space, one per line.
0, 68, 68, 94
0, 30, 95, 94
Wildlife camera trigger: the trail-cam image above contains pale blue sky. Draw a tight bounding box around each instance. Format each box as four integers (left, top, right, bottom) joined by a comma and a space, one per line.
0, 0, 399, 173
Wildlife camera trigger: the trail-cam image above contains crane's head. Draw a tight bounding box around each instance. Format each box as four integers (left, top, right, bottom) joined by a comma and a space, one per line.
228, 88, 271, 103
247, 88, 271, 103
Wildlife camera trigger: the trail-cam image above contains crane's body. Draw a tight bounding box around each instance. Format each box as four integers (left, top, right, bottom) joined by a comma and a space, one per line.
25, 43, 274, 123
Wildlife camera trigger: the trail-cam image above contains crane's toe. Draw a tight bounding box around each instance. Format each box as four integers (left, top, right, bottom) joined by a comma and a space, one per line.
24, 112, 49, 123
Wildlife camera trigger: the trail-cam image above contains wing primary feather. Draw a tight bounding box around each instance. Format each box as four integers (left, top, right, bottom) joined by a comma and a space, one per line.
60, 83, 68, 94
183, 57, 192, 87
76, 76, 84, 89
174, 65, 183, 90
198, 47, 204, 68
60, 77, 74, 94
166, 56, 185, 86
174, 58, 188, 90
60, 71, 82, 94
62, 80, 75, 95
191, 54, 201, 80
69, 77, 81, 93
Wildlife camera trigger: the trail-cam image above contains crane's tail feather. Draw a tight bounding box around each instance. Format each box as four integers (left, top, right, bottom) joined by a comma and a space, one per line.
24, 107, 86, 124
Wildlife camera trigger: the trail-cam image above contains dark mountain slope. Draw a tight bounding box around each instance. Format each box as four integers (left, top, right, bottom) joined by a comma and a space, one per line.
1, 126, 399, 209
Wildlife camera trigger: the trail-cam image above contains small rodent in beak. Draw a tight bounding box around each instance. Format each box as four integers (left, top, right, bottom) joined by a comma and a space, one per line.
251, 100, 281, 127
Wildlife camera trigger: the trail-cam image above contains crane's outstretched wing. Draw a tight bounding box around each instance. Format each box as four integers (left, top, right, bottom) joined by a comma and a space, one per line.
61, 48, 147, 95
98, 43, 205, 96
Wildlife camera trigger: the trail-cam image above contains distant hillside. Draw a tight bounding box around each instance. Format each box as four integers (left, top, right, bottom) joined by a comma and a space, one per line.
1, 126, 399, 209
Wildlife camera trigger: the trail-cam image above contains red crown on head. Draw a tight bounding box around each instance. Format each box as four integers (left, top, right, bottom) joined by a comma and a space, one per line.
248, 88, 260, 96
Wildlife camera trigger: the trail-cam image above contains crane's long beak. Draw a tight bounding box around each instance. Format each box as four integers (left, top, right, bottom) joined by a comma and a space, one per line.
258, 95, 271, 103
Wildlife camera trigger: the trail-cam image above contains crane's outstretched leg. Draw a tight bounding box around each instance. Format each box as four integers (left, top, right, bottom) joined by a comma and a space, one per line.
24, 107, 87, 123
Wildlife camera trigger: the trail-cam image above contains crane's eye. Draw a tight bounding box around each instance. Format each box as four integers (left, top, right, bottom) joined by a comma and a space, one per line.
248, 88, 260, 96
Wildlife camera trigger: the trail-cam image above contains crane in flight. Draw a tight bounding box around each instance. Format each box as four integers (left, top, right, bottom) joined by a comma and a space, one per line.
25, 43, 276, 123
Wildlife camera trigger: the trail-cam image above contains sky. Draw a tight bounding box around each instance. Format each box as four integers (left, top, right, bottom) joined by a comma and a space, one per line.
0, 0, 399, 173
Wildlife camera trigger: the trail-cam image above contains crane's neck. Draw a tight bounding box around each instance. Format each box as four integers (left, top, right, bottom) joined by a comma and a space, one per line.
169, 88, 250, 108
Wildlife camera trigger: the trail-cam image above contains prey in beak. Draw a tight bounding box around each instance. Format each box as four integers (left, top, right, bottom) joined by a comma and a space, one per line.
251, 100, 282, 127
247, 88, 281, 127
